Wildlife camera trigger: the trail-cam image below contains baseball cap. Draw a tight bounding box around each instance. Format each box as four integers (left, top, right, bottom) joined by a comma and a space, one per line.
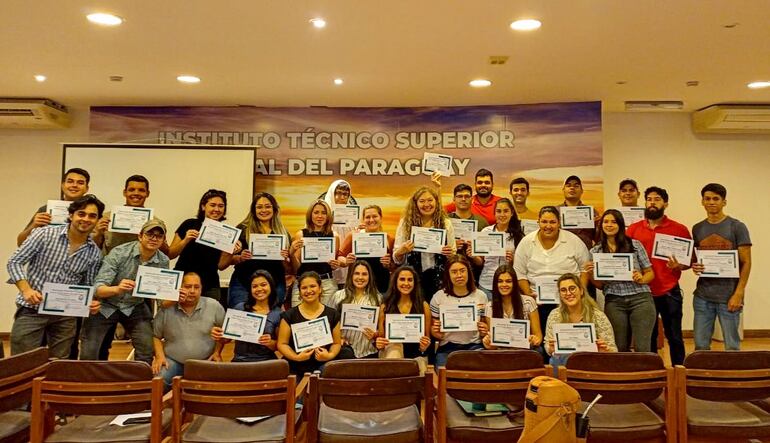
140, 218, 167, 235
619, 178, 638, 190
564, 175, 582, 186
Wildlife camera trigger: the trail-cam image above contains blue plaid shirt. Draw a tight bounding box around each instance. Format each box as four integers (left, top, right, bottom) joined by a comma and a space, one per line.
7, 224, 102, 308
590, 239, 652, 296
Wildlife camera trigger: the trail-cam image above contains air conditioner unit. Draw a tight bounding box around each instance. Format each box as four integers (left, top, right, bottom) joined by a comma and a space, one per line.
693, 104, 770, 134
0, 98, 71, 129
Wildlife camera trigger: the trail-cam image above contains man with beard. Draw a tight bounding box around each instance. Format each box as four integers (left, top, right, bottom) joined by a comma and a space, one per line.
627, 186, 691, 365
444, 169, 501, 225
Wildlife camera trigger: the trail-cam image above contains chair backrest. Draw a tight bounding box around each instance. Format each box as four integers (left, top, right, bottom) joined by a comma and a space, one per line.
40, 360, 157, 415
0, 347, 48, 411
444, 350, 546, 403
682, 351, 770, 402
316, 359, 423, 412
179, 359, 293, 418
561, 352, 668, 404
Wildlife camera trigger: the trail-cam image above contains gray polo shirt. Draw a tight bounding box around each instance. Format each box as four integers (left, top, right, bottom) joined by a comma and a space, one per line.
153, 297, 225, 363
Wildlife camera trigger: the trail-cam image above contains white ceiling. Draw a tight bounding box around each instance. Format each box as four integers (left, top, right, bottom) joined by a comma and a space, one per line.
2, 0, 769, 112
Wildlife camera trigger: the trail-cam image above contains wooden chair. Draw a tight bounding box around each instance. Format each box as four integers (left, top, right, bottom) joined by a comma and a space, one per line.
171, 359, 305, 443
30, 360, 168, 443
676, 351, 770, 443
557, 352, 675, 443
306, 359, 433, 443
0, 348, 49, 443
435, 350, 548, 443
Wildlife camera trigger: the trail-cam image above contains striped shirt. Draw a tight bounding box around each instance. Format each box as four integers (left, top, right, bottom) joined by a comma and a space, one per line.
328, 289, 381, 358
590, 239, 652, 297
7, 224, 102, 308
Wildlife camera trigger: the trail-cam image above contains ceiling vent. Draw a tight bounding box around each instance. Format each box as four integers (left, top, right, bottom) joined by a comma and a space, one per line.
488, 56, 509, 65
693, 104, 770, 133
0, 98, 70, 129
625, 101, 684, 111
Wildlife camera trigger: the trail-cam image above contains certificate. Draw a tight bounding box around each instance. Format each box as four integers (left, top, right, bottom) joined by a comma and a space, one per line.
490, 318, 530, 349
618, 207, 645, 226
440, 304, 478, 332
301, 237, 335, 263
39, 283, 94, 317
593, 253, 633, 281
521, 219, 539, 235
291, 317, 333, 352
340, 304, 379, 331
410, 226, 447, 254
196, 218, 241, 253
554, 323, 597, 353
533, 277, 559, 304
385, 314, 424, 343
352, 232, 387, 257
450, 218, 477, 240
652, 233, 694, 264
422, 152, 453, 176
221, 309, 267, 344
46, 200, 71, 225
471, 231, 506, 257
333, 205, 360, 226
108, 206, 154, 234
560, 206, 594, 229
697, 249, 740, 278
249, 234, 285, 261
133, 266, 183, 301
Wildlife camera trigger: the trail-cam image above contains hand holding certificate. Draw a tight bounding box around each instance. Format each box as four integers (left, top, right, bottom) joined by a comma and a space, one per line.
341, 304, 379, 331
533, 278, 559, 304
291, 317, 333, 352
385, 314, 424, 343
39, 283, 94, 317
471, 232, 506, 257
490, 318, 530, 348
440, 304, 478, 332
249, 234, 286, 261
618, 207, 645, 226
560, 206, 595, 229
108, 206, 154, 234
352, 232, 387, 257
422, 152, 453, 176
221, 309, 267, 344
301, 237, 335, 263
333, 205, 360, 226
196, 218, 241, 253
46, 200, 71, 226
554, 323, 597, 353
696, 249, 739, 278
652, 233, 694, 264
410, 226, 447, 254
133, 266, 183, 301
450, 218, 477, 241
593, 253, 633, 281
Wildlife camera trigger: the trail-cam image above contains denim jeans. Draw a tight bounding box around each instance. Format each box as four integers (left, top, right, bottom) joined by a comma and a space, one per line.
80, 303, 154, 364
159, 356, 185, 392
11, 306, 76, 359
228, 273, 286, 310
604, 292, 656, 352
650, 286, 686, 366
693, 295, 742, 350
435, 342, 483, 367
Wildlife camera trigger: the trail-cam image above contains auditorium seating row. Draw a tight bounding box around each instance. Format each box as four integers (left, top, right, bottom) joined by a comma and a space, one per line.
1, 347, 769, 443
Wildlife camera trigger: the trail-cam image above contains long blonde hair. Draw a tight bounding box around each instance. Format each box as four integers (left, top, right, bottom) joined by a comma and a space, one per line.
239, 192, 290, 240
556, 273, 600, 324
304, 200, 334, 235
398, 186, 447, 239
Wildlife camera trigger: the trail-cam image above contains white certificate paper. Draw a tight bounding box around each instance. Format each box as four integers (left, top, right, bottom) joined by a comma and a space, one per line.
422, 152, 453, 176
410, 226, 447, 254
249, 234, 285, 261
46, 200, 71, 225
440, 304, 478, 332
652, 233, 694, 264
385, 314, 424, 343
133, 266, 183, 301
560, 206, 595, 229
108, 206, 154, 234
291, 317, 333, 352
39, 283, 94, 317
333, 205, 360, 226
450, 218, 477, 241
593, 253, 634, 281
196, 218, 241, 253
618, 207, 645, 227
340, 304, 379, 331
521, 219, 539, 235
352, 232, 387, 257
533, 277, 559, 304
221, 309, 267, 344
301, 237, 336, 263
471, 231, 506, 257
554, 323, 598, 353
490, 318, 530, 349
697, 249, 740, 278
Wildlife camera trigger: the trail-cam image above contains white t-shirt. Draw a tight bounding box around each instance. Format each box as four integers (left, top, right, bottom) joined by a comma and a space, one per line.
477, 225, 516, 290
429, 289, 488, 347
513, 229, 590, 295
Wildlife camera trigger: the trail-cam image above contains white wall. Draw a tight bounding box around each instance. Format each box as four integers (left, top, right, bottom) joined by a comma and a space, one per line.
0, 108, 767, 332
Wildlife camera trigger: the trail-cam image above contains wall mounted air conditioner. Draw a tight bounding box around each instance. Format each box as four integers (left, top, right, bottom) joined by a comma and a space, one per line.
0, 98, 71, 129
693, 104, 770, 134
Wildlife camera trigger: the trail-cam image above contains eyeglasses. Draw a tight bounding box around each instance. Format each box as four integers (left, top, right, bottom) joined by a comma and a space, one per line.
559, 285, 580, 294
143, 233, 165, 240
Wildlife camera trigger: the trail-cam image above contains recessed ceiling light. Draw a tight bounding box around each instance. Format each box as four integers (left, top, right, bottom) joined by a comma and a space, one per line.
34, 75, 47, 82
333, 78, 344, 85
747, 81, 770, 89
177, 75, 201, 84
86, 13, 124, 26
510, 19, 541, 31
469, 79, 492, 88
310, 18, 326, 29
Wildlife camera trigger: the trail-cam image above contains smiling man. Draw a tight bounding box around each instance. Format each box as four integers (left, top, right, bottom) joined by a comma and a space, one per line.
509, 177, 539, 220
444, 169, 501, 225
101, 175, 169, 254
618, 178, 641, 207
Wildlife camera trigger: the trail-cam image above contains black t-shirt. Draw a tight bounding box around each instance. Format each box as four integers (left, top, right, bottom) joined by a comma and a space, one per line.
233, 227, 287, 289
297, 229, 333, 276
280, 304, 341, 375
174, 218, 221, 291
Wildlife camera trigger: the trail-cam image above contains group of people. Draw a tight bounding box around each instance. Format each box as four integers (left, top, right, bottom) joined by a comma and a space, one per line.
7, 166, 752, 387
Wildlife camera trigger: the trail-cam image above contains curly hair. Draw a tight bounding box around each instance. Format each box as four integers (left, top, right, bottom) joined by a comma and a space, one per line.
398, 186, 447, 239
